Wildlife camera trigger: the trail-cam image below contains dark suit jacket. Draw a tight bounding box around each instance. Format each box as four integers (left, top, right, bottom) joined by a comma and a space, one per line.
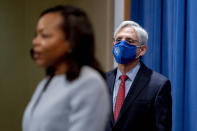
105, 62, 172, 131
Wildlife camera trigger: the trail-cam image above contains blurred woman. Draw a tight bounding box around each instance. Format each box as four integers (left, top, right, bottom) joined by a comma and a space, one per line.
22, 5, 109, 131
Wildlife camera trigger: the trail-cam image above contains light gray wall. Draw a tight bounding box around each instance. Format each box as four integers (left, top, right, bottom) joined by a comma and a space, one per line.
113, 0, 124, 67
0, 0, 114, 130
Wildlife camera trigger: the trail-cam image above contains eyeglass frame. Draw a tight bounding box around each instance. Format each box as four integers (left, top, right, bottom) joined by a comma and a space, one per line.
112, 37, 141, 45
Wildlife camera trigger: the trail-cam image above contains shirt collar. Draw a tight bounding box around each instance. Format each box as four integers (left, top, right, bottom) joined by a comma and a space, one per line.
116, 62, 141, 81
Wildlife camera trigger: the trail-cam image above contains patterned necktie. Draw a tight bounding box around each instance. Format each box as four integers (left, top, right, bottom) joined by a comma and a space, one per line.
114, 75, 128, 121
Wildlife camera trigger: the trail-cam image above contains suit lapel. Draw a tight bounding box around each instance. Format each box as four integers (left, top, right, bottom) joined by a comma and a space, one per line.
30, 76, 52, 116
106, 68, 117, 125
28, 82, 45, 116
115, 62, 152, 123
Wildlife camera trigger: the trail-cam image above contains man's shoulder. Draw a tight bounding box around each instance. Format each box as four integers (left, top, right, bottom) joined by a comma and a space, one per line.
140, 62, 170, 83
152, 70, 169, 81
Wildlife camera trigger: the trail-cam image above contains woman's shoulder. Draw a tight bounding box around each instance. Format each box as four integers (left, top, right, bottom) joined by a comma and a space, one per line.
79, 66, 104, 83
72, 66, 107, 90
70, 66, 109, 103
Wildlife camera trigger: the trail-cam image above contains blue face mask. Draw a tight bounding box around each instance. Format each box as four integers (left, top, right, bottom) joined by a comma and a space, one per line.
112, 40, 138, 64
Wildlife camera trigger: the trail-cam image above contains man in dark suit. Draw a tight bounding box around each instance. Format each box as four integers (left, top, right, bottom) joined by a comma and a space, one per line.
105, 21, 172, 131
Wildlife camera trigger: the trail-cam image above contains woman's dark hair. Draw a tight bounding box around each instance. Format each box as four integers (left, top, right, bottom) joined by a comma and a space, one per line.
32, 5, 104, 81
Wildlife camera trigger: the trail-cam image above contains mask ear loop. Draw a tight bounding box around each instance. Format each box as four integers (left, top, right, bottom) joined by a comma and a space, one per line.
136, 41, 143, 59
136, 46, 141, 59
136, 43, 146, 59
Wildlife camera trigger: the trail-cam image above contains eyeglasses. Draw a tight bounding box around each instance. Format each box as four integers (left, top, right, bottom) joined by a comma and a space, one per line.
113, 37, 139, 45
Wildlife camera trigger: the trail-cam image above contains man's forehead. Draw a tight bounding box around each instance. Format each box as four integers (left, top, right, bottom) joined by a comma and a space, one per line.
115, 27, 137, 38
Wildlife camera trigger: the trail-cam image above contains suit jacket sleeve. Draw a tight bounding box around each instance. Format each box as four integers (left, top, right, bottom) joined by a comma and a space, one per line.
154, 80, 172, 131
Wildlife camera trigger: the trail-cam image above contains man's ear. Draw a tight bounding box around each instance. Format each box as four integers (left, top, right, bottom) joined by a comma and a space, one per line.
139, 44, 147, 57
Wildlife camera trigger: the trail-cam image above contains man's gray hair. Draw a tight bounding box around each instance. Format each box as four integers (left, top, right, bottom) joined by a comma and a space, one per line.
114, 21, 148, 45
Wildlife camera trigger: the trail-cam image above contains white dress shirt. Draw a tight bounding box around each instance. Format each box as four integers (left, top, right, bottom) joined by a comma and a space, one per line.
113, 63, 140, 111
